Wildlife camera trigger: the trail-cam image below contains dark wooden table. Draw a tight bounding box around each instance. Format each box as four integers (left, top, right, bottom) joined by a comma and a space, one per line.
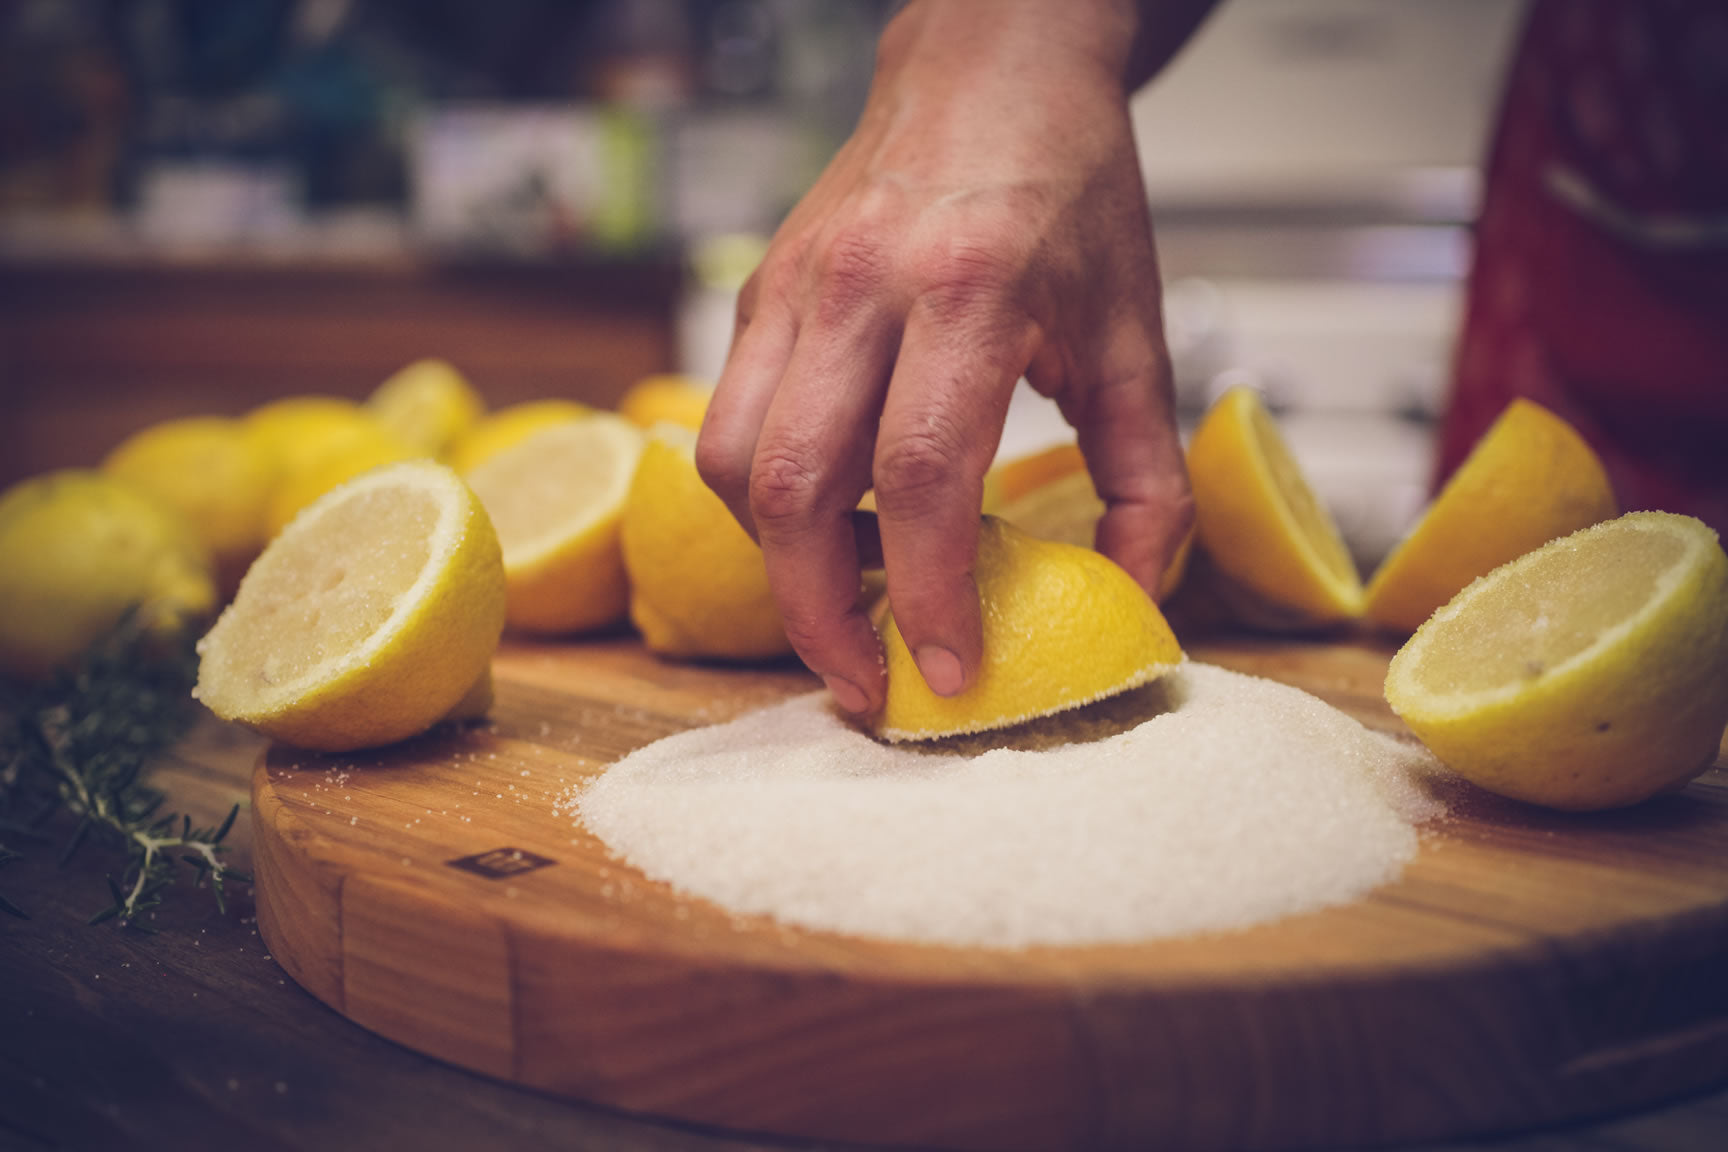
6, 708, 1728, 1152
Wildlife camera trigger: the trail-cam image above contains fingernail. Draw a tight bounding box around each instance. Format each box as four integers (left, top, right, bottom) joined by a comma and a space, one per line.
824, 675, 870, 715
915, 646, 965, 697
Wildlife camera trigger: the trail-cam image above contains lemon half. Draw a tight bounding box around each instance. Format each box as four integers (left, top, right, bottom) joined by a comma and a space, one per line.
366, 358, 486, 458
1385, 511, 1728, 810
874, 516, 1183, 742
1366, 398, 1617, 634
617, 374, 712, 430
450, 400, 592, 475
620, 427, 790, 660
102, 415, 274, 593
195, 460, 505, 752
0, 470, 216, 681
464, 413, 645, 634
1186, 386, 1363, 625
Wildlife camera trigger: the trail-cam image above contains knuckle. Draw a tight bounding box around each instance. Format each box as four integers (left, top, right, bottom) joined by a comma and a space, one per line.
731, 270, 762, 331
774, 608, 829, 656
908, 231, 1023, 324
747, 445, 823, 533
874, 423, 969, 518
743, 254, 800, 324
693, 431, 749, 502
810, 226, 891, 318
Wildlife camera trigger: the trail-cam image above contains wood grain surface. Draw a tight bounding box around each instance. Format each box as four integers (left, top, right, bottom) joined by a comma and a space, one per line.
245, 635, 1728, 1152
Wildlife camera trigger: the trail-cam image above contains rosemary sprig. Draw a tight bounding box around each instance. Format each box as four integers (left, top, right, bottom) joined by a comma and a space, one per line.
0, 611, 248, 927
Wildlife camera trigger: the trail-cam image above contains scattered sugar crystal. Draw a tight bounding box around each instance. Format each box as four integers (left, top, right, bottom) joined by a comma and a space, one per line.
574, 663, 1446, 950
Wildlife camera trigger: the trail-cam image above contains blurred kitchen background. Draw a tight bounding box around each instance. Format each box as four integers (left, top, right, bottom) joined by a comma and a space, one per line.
0, 0, 1529, 569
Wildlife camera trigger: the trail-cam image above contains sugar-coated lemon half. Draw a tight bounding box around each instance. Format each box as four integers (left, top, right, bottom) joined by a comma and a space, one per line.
463, 412, 644, 634
1365, 398, 1617, 634
449, 400, 592, 475
194, 460, 505, 752
1385, 511, 1728, 811
1186, 386, 1363, 626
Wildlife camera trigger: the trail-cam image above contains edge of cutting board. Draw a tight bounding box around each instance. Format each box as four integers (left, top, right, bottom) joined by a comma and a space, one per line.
253, 637, 1728, 1152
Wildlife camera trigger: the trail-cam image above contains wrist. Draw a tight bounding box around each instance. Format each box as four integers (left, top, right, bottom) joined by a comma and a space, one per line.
877, 0, 1140, 96
879, 0, 1218, 92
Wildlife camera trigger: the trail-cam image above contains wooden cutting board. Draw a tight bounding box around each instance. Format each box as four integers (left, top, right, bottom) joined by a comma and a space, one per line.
252, 635, 1728, 1152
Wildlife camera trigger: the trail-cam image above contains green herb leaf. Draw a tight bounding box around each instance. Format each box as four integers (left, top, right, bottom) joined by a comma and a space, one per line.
1, 609, 246, 928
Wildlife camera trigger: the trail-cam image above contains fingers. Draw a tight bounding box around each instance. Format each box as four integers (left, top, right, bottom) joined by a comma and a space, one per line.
1045, 325, 1193, 599
695, 276, 796, 540
873, 295, 1031, 698
746, 273, 901, 716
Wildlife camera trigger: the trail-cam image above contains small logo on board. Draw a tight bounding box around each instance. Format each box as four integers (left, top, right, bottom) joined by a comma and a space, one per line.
447, 847, 556, 879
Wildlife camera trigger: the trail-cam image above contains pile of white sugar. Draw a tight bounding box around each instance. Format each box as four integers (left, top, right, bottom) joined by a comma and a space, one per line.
569, 663, 1445, 950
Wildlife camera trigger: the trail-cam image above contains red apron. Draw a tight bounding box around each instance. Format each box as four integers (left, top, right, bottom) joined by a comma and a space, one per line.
1439, 0, 1728, 537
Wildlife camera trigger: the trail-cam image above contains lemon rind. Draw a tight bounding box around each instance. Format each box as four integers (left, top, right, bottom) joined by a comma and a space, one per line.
875, 656, 1186, 743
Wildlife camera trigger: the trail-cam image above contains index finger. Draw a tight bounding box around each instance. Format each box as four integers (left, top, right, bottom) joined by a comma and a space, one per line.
747, 307, 898, 716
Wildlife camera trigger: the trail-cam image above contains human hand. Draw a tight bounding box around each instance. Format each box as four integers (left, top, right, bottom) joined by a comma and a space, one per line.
696, 0, 1194, 717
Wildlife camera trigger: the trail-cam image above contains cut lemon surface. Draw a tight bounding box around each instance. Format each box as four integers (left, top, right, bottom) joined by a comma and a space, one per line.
194, 460, 506, 752
449, 400, 591, 474
620, 427, 790, 660
1384, 511, 1728, 811
1186, 386, 1363, 625
874, 516, 1183, 742
464, 412, 644, 634
366, 358, 486, 458
1366, 398, 1617, 634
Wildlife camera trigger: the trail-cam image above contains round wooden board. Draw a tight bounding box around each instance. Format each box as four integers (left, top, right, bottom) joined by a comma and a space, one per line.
252, 637, 1728, 1152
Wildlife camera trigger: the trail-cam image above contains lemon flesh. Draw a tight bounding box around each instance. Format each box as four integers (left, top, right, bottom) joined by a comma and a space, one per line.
620, 428, 790, 660
874, 516, 1184, 742
1385, 511, 1728, 811
465, 413, 644, 634
1366, 398, 1617, 633
1187, 386, 1363, 625
195, 460, 505, 752
450, 400, 591, 474
0, 470, 216, 681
